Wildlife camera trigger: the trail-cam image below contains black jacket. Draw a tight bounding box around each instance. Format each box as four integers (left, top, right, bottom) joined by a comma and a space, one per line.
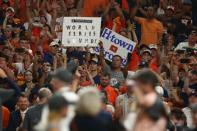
6, 110, 22, 131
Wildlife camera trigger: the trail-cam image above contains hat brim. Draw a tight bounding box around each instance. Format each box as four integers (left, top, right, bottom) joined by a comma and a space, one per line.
49, 44, 59, 47
90, 60, 98, 64
142, 51, 152, 55
167, 8, 174, 11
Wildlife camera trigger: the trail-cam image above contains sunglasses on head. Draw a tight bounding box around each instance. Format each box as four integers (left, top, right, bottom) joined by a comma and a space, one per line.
52, 45, 59, 48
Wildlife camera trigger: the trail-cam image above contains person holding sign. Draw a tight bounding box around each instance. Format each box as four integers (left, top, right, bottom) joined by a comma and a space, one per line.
99, 42, 125, 88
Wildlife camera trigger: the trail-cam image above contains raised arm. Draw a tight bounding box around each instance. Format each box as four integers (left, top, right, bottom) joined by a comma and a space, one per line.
113, 1, 125, 20
102, 1, 112, 20
77, 0, 84, 15
3, 14, 8, 29
127, 20, 138, 43
0, 68, 21, 97
138, 7, 147, 17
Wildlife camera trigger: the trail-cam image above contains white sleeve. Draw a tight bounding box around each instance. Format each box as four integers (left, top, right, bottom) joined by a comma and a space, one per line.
46, 13, 52, 25
174, 43, 183, 51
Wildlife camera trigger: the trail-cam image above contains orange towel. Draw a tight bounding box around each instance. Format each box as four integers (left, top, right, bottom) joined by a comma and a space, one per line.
2, 106, 10, 129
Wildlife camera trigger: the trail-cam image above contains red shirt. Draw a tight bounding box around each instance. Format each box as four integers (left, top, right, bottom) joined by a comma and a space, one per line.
127, 51, 140, 71
121, 0, 129, 12
128, 51, 159, 72
149, 58, 159, 72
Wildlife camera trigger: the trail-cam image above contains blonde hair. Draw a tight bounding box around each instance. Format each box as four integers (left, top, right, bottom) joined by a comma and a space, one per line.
76, 88, 102, 116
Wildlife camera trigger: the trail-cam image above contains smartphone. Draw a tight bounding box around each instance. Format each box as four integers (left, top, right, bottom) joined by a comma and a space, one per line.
180, 59, 190, 64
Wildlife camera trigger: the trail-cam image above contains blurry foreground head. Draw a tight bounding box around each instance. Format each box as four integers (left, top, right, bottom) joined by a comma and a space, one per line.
48, 95, 68, 118
192, 105, 197, 128
50, 68, 73, 92
38, 88, 52, 103
170, 108, 186, 127
76, 88, 102, 116
134, 69, 159, 94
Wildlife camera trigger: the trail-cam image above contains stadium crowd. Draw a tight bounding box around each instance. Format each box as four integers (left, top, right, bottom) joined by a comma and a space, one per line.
0, 0, 196, 131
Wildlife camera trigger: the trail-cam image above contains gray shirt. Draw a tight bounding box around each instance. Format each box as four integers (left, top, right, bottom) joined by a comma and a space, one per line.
23, 104, 44, 131
103, 64, 125, 85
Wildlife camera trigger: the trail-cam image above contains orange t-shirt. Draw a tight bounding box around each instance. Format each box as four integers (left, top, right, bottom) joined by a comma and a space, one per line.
135, 17, 164, 45
2, 106, 10, 129
98, 85, 118, 105
82, 0, 109, 16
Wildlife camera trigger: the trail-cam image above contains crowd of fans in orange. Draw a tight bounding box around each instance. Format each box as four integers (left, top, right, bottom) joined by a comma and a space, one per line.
0, 0, 196, 131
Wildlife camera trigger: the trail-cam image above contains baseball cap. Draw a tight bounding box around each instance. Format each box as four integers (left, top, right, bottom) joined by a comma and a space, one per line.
149, 44, 158, 50
6, 7, 15, 12
50, 68, 73, 83
5, 25, 13, 30
90, 57, 98, 64
49, 41, 59, 47
139, 44, 150, 50
166, 5, 175, 12
189, 29, 197, 35
142, 49, 152, 55
189, 92, 197, 97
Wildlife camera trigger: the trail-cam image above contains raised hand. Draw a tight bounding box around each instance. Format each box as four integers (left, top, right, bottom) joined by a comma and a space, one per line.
0, 68, 7, 78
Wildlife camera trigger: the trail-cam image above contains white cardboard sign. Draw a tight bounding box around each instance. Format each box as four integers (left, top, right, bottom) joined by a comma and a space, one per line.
94, 28, 136, 66
62, 17, 101, 47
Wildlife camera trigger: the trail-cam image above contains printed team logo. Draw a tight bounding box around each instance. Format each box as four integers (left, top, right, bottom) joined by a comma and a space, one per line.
109, 45, 118, 53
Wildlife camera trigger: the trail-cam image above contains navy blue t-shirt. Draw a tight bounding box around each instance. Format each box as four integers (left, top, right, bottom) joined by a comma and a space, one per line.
93, 75, 100, 85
